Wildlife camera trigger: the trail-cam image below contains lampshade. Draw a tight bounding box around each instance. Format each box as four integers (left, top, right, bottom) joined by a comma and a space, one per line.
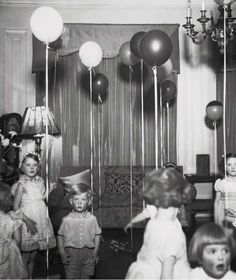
21, 106, 60, 137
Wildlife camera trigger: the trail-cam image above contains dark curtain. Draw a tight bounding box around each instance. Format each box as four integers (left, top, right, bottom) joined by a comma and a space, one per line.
34, 24, 179, 167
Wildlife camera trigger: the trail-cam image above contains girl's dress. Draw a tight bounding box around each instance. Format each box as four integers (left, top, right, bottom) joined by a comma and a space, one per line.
125, 218, 190, 279
214, 178, 236, 225
189, 267, 236, 279
11, 175, 56, 251
0, 210, 26, 279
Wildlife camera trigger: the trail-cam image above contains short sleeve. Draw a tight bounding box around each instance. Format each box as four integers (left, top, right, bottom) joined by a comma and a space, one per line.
58, 218, 66, 236
214, 178, 223, 192
91, 216, 101, 235
143, 205, 157, 219
11, 181, 21, 196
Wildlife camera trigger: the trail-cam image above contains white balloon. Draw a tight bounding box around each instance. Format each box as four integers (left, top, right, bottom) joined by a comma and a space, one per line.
30, 6, 63, 43
79, 41, 103, 68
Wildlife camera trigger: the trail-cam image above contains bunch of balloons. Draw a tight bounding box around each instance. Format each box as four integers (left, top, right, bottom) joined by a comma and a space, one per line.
119, 29, 173, 71
78, 41, 108, 102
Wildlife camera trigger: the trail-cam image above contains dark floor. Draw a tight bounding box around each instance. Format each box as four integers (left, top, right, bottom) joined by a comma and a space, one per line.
33, 228, 144, 279
33, 217, 234, 279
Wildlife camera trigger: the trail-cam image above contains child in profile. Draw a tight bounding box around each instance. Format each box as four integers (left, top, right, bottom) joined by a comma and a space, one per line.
188, 222, 236, 279
125, 168, 192, 279
57, 183, 101, 279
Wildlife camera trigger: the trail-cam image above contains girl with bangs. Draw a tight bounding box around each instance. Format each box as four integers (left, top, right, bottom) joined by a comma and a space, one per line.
188, 222, 236, 279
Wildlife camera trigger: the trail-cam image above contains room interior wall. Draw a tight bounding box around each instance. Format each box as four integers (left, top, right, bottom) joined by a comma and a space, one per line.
0, 0, 223, 174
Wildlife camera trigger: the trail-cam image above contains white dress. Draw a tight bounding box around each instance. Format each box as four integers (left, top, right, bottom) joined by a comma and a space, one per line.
214, 178, 236, 225
125, 218, 190, 279
189, 267, 236, 279
11, 175, 56, 251
0, 211, 26, 279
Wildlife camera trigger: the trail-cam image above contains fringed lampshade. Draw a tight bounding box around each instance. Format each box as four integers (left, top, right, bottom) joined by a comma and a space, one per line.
21, 106, 60, 155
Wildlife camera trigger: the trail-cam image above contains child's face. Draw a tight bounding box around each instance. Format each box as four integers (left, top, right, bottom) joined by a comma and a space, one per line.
21, 158, 39, 178
201, 244, 231, 279
226, 157, 236, 177
70, 192, 90, 213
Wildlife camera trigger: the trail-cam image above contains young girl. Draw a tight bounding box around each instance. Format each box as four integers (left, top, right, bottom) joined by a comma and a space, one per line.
57, 183, 101, 279
125, 168, 193, 279
214, 153, 236, 226
124, 162, 196, 232
11, 152, 56, 278
188, 222, 236, 279
0, 182, 26, 279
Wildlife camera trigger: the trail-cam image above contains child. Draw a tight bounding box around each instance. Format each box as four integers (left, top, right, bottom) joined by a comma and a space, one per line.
125, 168, 192, 279
0, 182, 26, 279
124, 162, 196, 232
57, 183, 101, 279
188, 222, 236, 279
214, 153, 236, 226
11, 152, 56, 278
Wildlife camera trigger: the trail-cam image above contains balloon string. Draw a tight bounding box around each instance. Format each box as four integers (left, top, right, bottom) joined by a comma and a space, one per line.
129, 66, 133, 252
213, 121, 217, 177
160, 83, 163, 166
98, 95, 102, 227
223, 7, 228, 225
53, 53, 58, 115
166, 102, 170, 162
45, 42, 49, 280
141, 59, 145, 211
152, 66, 158, 170
89, 68, 94, 213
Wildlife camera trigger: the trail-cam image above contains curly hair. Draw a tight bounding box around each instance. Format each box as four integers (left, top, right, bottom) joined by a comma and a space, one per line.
0, 182, 13, 212
142, 168, 193, 208
188, 222, 236, 264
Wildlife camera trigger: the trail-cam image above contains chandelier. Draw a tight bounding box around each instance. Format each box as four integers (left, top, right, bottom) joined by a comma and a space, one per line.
183, 0, 236, 54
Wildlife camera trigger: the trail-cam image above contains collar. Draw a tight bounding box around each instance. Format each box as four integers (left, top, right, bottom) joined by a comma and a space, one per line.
19, 174, 41, 182
71, 210, 91, 218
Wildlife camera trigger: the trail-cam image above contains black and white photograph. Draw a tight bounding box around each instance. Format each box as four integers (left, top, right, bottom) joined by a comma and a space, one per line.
0, 0, 236, 279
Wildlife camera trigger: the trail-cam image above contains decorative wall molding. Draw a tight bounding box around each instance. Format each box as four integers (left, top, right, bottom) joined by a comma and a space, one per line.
0, 0, 217, 8
3, 29, 29, 114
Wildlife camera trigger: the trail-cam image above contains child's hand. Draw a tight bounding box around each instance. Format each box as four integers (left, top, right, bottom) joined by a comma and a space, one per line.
124, 222, 132, 233
61, 254, 71, 265
93, 255, 99, 264
23, 215, 37, 235
225, 208, 236, 218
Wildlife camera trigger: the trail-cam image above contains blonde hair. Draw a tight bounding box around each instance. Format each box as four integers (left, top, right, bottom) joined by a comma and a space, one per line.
68, 183, 93, 206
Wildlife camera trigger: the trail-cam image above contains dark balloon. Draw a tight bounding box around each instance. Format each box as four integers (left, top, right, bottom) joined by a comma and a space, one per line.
140, 29, 172, 66
206, 100, 223, 121
92, 73, 108, 97
119, 41, 140, 66
162, 80, 177, 103
130, 31, 146, 58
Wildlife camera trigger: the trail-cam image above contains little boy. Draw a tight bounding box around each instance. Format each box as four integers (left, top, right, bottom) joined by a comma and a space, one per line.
57, 183, 101, 279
